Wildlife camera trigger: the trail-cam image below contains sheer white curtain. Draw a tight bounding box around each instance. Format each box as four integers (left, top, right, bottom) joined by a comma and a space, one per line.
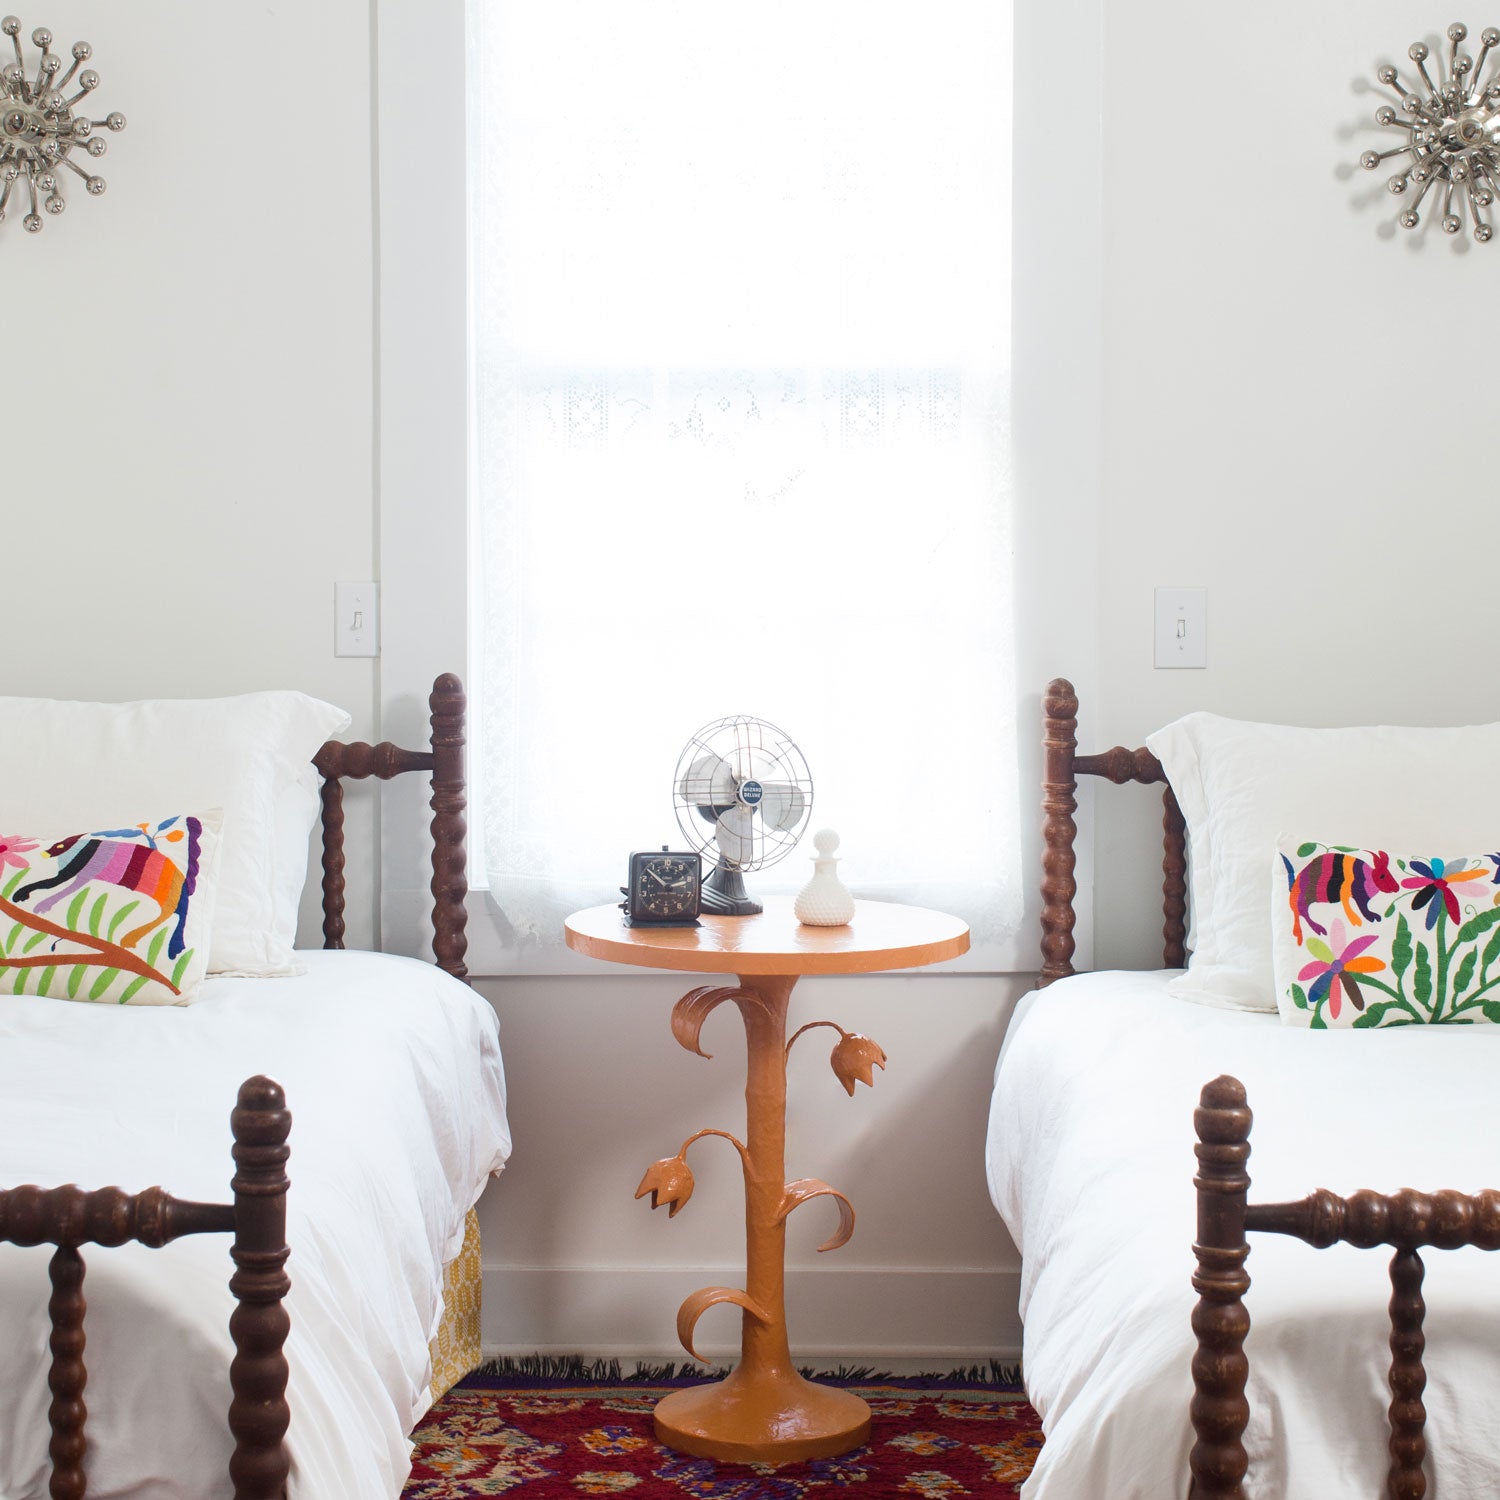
467, 1, 1018, 971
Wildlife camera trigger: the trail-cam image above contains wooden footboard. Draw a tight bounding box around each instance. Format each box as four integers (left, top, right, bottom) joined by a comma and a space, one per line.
0, 1076, 292, 1500
1190, 1076, 1485, 1500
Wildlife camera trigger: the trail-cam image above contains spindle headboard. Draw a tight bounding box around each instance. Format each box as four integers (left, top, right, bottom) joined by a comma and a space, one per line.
1040, 676, 1186, 986
311, 672, 468, 983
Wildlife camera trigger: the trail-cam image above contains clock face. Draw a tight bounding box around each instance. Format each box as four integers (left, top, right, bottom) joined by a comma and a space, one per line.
633, 853, 699, 920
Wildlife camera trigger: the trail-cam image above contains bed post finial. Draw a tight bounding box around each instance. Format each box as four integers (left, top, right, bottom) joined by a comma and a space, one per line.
429, 673, 470, 984
1189, 1075, 1252, 1500
1040, 679, 1079, 986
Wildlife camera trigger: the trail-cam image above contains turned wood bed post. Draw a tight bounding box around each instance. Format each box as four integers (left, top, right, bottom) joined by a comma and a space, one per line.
1189, 1076, 1253, 1500
1040, 677, 1187, 983
314, 672, 469, 983
429, 673, 469, 984
1040, 679, 1079, 984
227, 1076, 292, 1500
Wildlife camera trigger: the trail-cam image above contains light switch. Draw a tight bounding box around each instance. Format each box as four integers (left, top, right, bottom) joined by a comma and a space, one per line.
335, 581, 380, 658
1154, 587, 1206, 669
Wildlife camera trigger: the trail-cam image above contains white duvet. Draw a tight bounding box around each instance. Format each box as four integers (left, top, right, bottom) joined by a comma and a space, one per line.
0, 949, 510, 1500
988, 970, 1500, 1500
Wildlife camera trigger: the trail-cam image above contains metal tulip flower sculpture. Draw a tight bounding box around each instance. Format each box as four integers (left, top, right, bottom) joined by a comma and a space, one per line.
635, 980, 887, 1457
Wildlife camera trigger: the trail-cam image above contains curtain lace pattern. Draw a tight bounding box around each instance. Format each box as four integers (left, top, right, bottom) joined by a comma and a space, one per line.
467, 2, 1019, 972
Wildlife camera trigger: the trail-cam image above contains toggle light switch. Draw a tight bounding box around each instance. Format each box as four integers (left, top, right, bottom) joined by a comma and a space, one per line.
1154, 587, 1206, 669
335, 581, 380, 658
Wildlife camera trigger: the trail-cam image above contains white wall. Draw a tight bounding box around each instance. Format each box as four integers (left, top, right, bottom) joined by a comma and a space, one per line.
1084, 0, 1500, 969
4, 0, 382, 949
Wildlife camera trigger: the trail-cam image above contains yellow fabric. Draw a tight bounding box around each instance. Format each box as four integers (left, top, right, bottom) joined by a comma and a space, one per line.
428, 1208, 482, 1402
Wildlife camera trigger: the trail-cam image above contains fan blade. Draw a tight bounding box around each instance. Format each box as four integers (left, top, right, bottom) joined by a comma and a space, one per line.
715, 804, 757, 865
678, 751, 737, 809
757, 781, 805, 834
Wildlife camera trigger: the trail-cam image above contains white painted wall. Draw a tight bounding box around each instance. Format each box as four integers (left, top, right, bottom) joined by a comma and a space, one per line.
1084, 0, 1500, 970
3, 0, 381, 949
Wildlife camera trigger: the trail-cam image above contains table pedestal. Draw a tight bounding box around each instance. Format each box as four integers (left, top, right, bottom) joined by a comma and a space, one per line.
635, 972, 884, 1463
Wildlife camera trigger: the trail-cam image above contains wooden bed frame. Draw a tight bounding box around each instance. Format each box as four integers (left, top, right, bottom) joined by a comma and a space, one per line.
3, 672, 470, 1498
1039, 676, 1185, 984
1039, 675, 1472, 1500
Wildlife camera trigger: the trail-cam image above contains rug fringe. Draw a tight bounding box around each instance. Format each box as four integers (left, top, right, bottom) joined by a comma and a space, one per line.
474, 1354, 1023, 1387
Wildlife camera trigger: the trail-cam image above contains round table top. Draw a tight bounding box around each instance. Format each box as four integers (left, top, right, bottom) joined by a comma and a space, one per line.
564, 898, 970, 977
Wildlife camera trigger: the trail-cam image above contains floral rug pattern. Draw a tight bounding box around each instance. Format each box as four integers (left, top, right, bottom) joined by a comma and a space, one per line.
403, 1379, 1041, 1498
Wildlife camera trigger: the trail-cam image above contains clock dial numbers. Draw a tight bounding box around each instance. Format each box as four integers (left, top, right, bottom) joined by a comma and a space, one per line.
630, 853, 700, 921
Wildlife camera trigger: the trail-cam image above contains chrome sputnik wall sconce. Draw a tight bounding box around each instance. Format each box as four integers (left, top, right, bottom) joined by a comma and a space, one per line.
0, 15, 124, 234
1362, 22, 1500, 241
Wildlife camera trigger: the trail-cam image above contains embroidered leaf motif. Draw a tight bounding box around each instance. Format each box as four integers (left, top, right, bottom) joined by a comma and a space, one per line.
169, 949, 193, 990
10, 967, 24, 994
66, 965, 86, 998
1413, 944, 1433, 1009
1354, 1001, 1411, 1029
1483, 1001, 1500, 1024
3, 923, 21, 955
86, 893, 108, 938
1453, 949, 1479, 995
1391, 917, 1414, 980
1290, 983, 1309, 1011
88, 967, 119, 1001
64, 890, 88, 933
145, 927, 169, 972
1483, 926, 1500, 977
106, 899, 139, 943
1456, 907, 1500, 945
117, 974, 149, 1004
21, 929, 45, 954
1, 867, 25, 899
36, 965, 55, 993
1296, 841, 1319, 858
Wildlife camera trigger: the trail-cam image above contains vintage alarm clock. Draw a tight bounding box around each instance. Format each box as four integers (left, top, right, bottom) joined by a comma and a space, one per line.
619, 847, 702, 928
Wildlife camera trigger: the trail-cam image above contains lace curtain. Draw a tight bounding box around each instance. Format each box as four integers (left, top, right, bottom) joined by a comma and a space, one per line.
467, 1, 1019, 971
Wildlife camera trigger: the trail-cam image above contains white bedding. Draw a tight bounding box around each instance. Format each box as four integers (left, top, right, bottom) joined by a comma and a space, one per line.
988, 969, 1500, 1499
0, 949, 510, 1500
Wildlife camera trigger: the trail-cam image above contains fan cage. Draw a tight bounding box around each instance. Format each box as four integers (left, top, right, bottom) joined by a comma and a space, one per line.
672, 715, 814, 873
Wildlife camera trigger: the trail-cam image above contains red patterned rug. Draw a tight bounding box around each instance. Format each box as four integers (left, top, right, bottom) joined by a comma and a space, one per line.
403, 1365, 1041, 1497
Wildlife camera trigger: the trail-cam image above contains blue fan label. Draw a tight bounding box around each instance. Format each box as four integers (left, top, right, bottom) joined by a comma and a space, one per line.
738, 779, 764, 806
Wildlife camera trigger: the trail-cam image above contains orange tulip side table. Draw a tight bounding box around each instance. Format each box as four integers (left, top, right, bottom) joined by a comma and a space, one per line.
564, 898, 970, 1465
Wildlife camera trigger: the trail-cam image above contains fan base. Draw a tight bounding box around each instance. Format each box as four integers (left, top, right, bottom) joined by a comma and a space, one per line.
701, 862, 762, 917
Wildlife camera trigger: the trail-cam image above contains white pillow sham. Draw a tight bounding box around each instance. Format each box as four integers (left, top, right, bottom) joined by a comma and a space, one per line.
1146, 711, 1500, 1012
0, 692, 350, 976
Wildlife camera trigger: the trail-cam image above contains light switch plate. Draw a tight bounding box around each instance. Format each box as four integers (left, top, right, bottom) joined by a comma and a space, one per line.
335, 581, 380, 658
1154, 587, 1206, 669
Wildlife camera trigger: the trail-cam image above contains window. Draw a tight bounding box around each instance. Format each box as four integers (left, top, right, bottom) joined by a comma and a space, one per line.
468, 2, 1017, 970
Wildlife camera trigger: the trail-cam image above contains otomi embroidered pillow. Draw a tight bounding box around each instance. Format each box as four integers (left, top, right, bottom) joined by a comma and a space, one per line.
0, 812, 222, 1006
1272, 837, 1500, 1029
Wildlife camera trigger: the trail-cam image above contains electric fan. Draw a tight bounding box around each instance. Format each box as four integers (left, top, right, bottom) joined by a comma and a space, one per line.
673, 716, 814, 915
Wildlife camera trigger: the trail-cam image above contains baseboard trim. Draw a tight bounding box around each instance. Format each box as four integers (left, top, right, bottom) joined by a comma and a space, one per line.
482, 1263, 1022, 1365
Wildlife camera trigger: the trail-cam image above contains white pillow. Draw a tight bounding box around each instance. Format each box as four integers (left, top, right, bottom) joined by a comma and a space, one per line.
0, 692, 350, 976
1146, 712, 1500, 1012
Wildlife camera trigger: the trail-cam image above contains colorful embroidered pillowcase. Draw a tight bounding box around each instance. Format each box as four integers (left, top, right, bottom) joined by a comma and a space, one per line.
1272, 838, 1500, 1028
0, 812, 222, 1006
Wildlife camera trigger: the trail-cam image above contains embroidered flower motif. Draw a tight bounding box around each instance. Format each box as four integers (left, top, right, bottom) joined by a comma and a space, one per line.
0, 835, 38, 872
830, 1032, 888, 1096
1298, 919, 1386, 1020
1401, 857, 1491, 930
634, 1154, 694, 1217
